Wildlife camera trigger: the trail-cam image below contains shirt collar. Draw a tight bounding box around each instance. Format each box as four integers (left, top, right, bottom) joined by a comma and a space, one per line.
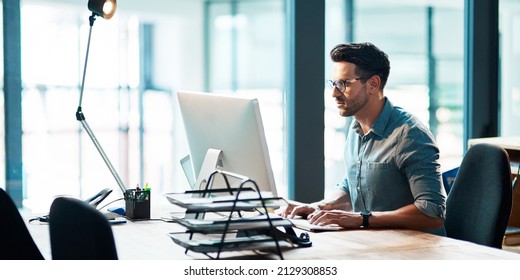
353, 97, 393, 137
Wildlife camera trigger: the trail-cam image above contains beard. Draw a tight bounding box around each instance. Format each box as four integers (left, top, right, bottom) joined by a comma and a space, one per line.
335, 88, 370, 117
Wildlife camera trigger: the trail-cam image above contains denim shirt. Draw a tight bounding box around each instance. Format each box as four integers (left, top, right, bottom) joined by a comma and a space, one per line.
338, 98, 446, 233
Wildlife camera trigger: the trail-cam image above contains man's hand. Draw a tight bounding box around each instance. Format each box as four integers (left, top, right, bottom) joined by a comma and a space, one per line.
307, 209, 361, 228
279, 189, 353, 220
280, 201, 319, 219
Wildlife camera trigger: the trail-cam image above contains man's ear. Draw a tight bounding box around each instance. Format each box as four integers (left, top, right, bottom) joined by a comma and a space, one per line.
368, 75, 381, 92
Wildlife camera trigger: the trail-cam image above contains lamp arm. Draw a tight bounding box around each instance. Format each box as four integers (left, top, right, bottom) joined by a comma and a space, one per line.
76, 12, 128, 195
78, 14, 96, 108
77, 110, 128, 194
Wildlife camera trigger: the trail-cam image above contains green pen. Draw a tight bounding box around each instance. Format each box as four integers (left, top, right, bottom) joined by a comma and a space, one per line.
141, 182, 150, 201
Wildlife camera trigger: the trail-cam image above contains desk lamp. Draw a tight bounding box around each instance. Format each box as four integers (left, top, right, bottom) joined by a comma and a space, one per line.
76, 0, 127, 205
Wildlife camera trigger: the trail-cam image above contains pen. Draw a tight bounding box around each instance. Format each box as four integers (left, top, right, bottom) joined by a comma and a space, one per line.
135, 184, 141, 201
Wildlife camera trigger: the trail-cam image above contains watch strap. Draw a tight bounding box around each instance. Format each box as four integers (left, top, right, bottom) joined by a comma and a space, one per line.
360, 210, 371, 228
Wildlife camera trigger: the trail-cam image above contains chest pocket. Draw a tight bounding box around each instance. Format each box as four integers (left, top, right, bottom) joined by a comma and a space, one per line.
358, 161, 412, 211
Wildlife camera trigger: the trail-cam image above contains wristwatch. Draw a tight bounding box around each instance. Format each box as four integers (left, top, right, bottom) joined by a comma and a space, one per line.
360, 210, 372, 228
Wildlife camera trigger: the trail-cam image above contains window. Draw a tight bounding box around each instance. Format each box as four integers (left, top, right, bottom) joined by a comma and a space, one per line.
18, 0, 287, 209
205, 0, 287, 197
20, 3, 178, 210
500, 0, 520, 136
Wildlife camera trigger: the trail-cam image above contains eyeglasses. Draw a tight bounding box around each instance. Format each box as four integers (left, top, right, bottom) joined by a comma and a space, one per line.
327, 78, 366, 93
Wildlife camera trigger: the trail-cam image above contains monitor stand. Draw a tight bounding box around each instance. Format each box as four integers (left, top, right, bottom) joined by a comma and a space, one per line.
186, 148, 222, 220
195, 148, 223, 191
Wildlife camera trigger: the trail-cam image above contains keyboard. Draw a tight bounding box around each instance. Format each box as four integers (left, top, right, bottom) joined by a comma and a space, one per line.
289, 218, 343, 232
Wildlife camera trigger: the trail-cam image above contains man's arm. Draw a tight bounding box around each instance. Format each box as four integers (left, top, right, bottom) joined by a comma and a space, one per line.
308, 204, 444, 230
370, 204, 444, 230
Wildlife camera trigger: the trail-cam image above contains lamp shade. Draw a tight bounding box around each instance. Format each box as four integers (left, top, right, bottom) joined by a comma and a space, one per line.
88, 0, 117, 19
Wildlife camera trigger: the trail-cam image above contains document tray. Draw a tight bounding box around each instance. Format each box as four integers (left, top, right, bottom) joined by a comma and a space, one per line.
175, 215, 293, 233
166, 170, 309, 259
164, 192, 286, 212
168, 232, 294, 253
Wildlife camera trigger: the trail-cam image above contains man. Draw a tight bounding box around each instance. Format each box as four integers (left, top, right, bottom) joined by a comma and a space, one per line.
283, 42, 446, 234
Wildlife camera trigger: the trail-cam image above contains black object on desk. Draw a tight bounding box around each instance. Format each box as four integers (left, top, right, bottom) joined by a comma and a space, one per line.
124, 188, 151, 219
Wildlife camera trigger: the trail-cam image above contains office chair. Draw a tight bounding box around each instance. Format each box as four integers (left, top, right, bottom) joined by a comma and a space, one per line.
441, 166, 459, 195
444, 143, 512, 249
0, 188, 44, 260
49, 196, 118, 260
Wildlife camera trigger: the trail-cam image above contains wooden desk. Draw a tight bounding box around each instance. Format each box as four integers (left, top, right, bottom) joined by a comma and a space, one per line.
26, 211, 520, 260
468, 137, 520, 161
468, 137, 520, 227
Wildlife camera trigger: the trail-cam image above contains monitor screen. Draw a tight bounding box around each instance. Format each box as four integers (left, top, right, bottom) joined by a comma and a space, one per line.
177, 91, 278, 196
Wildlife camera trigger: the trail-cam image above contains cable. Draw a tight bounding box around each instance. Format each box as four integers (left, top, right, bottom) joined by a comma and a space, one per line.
97, 197, 124, 210
28, 215, 49, 223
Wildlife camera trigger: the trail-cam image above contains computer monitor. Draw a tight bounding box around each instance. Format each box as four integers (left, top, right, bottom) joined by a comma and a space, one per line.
177, 91, 278, 196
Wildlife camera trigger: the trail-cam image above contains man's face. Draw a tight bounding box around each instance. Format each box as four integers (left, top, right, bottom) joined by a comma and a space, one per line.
331, 61, 369, 117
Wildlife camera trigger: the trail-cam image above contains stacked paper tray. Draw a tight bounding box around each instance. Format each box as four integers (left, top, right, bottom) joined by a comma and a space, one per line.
164, 192, 287, 212
168, 232, 295, 253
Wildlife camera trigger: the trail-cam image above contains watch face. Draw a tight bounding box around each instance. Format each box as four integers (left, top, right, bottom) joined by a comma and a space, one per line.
360, 210, 371, 216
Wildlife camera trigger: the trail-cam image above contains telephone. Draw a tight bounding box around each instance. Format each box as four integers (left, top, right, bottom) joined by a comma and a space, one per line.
85, 188, 113, 207
31, 188, 113, 223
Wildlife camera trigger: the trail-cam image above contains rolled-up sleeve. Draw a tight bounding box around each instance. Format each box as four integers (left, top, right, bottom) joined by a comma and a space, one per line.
395, 125, 446, 219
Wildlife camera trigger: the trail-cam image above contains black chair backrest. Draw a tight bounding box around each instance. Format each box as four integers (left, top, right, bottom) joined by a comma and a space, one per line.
0, 188, 44, 260
49, 196, 118, 260
445, 143, 512, 249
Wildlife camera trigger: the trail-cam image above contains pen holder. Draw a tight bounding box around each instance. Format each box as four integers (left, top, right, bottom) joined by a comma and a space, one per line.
124, 188, 151, 219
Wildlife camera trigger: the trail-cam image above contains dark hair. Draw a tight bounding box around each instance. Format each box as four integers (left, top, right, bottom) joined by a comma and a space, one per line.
330, 42, 391, 89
